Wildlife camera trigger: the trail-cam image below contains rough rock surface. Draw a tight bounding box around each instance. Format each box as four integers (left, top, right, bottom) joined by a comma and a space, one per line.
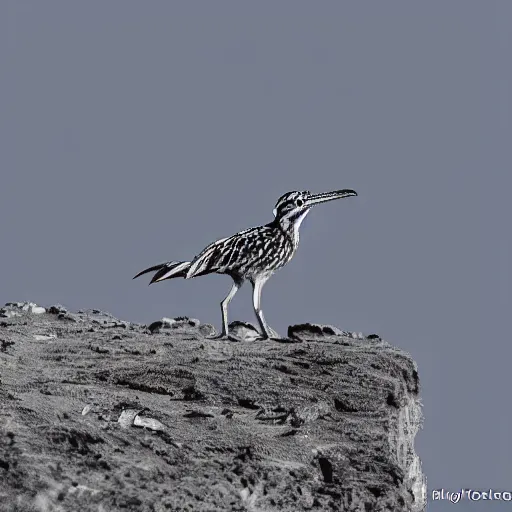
0, 302, 426, 511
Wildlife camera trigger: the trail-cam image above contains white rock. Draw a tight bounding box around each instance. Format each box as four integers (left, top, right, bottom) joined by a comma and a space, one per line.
133, 416, 166, 432
1, 311, 21, 318
33, 334, 56, 341
18, 302, 46, 314
118, 409, 142, 428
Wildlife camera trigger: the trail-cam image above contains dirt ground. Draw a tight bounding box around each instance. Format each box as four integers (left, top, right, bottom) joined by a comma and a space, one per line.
0, 302, 425, 511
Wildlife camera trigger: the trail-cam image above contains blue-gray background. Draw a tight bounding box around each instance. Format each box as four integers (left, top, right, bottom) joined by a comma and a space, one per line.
2, 2, 510, 510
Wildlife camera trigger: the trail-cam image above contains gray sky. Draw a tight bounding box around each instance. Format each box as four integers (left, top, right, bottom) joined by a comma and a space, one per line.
2, 2, 511, 510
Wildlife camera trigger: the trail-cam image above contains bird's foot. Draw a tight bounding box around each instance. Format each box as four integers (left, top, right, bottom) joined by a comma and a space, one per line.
257, 326, 282, 341
207, 332, 227, 340
206, 332, 243, 342
227, 334, 244, 342
268, 326, 282, 339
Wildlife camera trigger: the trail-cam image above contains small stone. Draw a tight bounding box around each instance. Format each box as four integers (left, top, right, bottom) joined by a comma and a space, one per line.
133, 416, 166, 432
33, 334, 56, 341
148, 316, 201, 334
48, 305, 68, 315
161, 317, 176, 327
5, 302, 24, 309
172, 316, 200, 327
148, 321, 164, 334
118, 409, 142, 428
290, 401, 331, 425
199, 324, 216, 337
0, 310, 21, 318
288, 323, 345, 341
183, 410, 214, 419
228, 321, 260, 341
58, 313, 78, 322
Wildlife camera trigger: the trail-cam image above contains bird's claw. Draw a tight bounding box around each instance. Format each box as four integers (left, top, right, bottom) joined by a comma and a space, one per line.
256, 328, 282, 341
207, 327, 280, 342
264, 326, 282, 340
207, 332, 227, 340
206, 332, 243, 342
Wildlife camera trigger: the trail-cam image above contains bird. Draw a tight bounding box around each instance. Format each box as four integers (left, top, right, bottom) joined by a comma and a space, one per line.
133, 189, 357, 340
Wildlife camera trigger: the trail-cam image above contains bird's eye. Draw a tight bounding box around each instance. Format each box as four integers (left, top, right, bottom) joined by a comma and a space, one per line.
296, 199, 304, 207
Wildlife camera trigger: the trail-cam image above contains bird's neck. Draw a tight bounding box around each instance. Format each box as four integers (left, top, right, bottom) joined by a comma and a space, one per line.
273, 211, 309, 249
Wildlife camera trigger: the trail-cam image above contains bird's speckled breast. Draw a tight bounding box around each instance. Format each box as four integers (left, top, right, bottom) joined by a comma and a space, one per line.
233, 224, 296, 279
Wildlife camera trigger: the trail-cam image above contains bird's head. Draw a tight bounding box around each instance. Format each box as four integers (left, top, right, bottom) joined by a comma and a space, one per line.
272, 189, 358, 229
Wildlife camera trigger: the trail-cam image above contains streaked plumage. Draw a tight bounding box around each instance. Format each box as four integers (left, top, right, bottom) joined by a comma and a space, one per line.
133, 189, 357, 340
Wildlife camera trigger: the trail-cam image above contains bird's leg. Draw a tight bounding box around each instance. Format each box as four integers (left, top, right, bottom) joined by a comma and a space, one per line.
251, 276, 280, 340
208, 278, 242, 340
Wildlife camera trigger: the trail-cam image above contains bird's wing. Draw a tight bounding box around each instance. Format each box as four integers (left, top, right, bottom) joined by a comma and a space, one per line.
186, 227, 260, 279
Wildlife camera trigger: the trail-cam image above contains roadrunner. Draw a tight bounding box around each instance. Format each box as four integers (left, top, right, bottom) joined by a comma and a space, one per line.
133, 189, 357, 340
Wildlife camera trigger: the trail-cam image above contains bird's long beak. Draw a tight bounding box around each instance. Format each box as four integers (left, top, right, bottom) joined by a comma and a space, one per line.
304, 189, 357, 207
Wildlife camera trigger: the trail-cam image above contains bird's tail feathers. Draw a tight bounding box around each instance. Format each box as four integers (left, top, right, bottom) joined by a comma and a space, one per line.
133, 261, 191, 284
133, 263, 168, 279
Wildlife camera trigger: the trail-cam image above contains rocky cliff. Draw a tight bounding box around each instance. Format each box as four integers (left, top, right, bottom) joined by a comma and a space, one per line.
0, 302, 426, 511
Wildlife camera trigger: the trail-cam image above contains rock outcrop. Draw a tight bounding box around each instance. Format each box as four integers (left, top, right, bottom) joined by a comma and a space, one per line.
0, 302, 426, 511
